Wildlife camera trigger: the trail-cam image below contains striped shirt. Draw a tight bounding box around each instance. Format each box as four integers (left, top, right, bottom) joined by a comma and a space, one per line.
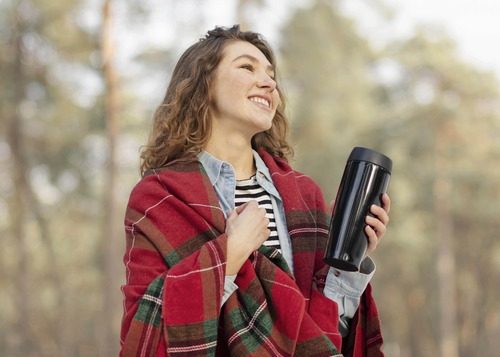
234, 174, 281, 252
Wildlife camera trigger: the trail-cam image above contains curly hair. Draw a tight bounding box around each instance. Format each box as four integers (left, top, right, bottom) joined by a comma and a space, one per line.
140, 25, 293, 176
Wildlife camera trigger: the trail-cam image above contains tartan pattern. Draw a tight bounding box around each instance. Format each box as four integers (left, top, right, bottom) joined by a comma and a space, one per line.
120, 149, 383, 356
134, 276, 164, 327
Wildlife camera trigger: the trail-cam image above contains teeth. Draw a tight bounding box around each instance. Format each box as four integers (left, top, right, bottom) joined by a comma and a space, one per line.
249, 97, 270, 108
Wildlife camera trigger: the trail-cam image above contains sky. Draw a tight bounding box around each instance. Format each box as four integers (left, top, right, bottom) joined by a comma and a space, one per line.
113, 0, 500, 106
342, 0, 500, 76
184, 0, 500, 76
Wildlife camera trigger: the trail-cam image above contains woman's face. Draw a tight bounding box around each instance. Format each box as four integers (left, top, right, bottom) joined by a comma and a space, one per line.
210, 40, 280, 138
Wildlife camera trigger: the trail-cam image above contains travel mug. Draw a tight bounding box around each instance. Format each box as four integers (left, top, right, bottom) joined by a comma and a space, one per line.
324, 147, 392, 271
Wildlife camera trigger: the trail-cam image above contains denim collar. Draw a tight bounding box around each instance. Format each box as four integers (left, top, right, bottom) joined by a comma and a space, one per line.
197, 149, 273, 186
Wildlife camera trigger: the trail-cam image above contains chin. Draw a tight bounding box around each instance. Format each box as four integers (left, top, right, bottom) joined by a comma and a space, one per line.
244, 115, 274, 137
255, 117, 274, 131
252, 125, 272, 136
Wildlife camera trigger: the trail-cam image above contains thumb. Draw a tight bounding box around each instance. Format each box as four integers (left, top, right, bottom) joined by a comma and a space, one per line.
228, 209, 238, 220
235, 202, 249, 215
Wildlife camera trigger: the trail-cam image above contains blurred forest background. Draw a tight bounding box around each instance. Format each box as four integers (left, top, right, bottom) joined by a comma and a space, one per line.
1, 0, 500, 356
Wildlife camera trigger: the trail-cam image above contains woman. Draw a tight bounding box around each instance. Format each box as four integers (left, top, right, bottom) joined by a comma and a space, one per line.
120, 25, 390, 357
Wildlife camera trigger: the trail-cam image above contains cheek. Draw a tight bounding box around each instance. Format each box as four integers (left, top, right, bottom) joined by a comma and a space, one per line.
230, 75, 249, 92
219, 77, 245, 98
212, 71, 252, 111
273, 93, 281, 110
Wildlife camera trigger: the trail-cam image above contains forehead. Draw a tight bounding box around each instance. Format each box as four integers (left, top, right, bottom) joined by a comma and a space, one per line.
221, 40, 272, 67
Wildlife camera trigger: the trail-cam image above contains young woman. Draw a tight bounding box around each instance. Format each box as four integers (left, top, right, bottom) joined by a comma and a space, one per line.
120, 25, 390, 357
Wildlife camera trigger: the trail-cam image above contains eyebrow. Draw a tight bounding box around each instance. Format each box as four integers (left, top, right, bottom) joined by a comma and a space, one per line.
232, 54, 275, 74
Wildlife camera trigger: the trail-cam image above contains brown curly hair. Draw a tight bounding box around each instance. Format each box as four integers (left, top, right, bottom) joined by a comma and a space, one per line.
140, 25, 293, 176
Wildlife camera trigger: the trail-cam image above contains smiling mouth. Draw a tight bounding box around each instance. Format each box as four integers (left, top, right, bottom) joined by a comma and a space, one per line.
249, 96, 271, 109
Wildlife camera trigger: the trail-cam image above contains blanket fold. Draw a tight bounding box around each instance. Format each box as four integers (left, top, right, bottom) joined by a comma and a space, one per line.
120, 150, 383, 356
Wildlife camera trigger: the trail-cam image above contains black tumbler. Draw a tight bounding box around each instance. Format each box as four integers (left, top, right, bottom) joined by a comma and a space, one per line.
324, 147, 392, 271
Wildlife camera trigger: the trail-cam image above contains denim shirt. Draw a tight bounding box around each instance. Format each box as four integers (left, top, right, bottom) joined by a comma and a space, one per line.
197, 150, 375, 336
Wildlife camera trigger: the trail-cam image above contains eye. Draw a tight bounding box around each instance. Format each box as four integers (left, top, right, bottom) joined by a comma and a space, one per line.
240, 63, 254, 72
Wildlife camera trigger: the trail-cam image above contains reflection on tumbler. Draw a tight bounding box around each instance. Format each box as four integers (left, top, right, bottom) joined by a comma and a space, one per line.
324, 147, 392, 272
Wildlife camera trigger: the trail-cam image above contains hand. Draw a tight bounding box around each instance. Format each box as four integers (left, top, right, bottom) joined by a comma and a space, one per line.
364, 193, 391, 256
329, 199, 336, 214
225, 200, 270, 275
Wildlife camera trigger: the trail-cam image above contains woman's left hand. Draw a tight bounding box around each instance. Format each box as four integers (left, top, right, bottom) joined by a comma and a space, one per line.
364, 193, 391, 256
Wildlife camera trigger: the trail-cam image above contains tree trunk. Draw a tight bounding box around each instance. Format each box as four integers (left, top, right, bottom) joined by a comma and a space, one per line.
99, 0, 121, 355
6, 7, 33, 355
6, 4, 69, 355
435, 123, 459, 357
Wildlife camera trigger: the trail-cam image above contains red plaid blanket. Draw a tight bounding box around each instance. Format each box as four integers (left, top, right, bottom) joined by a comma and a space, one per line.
120, 149, 384, 356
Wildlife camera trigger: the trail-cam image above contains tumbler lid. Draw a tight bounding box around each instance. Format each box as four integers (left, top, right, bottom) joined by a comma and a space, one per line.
348, 147, 392, 173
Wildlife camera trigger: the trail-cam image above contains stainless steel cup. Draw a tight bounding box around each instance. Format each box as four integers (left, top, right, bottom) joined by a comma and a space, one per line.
324, 147, 392, 271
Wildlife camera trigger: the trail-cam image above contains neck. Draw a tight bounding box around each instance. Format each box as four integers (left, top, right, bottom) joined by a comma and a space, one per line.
204, 133, 256, 180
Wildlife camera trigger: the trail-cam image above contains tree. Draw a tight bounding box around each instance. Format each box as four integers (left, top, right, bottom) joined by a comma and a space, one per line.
378, 28, 500, 356
279, 2, 500, 355
280, 0, 380, 199
0, 0, 102, 354
99, 0, 122, 355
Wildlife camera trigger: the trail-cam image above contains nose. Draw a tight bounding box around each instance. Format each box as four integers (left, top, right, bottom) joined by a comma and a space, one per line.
257, 75, 276, 91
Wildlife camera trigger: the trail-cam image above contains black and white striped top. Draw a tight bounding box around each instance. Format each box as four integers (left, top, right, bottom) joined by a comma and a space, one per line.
234, 175, 281, 252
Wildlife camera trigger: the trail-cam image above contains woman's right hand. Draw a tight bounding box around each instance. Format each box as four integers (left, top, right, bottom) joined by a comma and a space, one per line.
225, 200, 270, 275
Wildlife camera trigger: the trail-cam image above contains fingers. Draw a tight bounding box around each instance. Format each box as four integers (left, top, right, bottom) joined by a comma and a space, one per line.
239, 201, 267, 223
227, 200, 269, 244
363, 194, 391, 256
365, 215, 386, 237
235, 200, 252, 214
381, 193, 391, 214
225, 200, 271, 274
329, 199, 335, 214
370, 202, 389, 226
246, 203, 269, 244
258, 209, 270, 232
364, 225, 379, 254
